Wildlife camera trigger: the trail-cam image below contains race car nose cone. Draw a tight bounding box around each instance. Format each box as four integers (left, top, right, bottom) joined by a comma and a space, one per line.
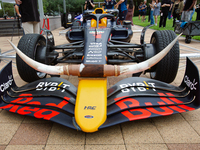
75, 78, 107, 132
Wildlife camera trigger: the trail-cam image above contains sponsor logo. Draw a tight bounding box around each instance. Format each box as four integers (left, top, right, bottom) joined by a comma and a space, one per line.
84, 115, 94, 119
87, 54, 102, 57
36, 82, 70, 92
84, 106, 96, 110
86, 60, 98, 63
86, 57, 102, 60
0, 75, 13, 92
89, 31, 104, 34
184, 75, 198, 90
114, 93, 195, 121
119, 81, 156, 93
0, 94, 70, 120
88, 48, 102, 51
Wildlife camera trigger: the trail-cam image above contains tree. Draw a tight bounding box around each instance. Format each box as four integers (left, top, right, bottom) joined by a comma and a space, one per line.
0, 2, 15, 17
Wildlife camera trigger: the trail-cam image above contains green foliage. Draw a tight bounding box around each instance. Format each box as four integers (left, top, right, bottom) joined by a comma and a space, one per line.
0, 2, 15, 17
132, 12, 200, 41
43, 0, 63, 15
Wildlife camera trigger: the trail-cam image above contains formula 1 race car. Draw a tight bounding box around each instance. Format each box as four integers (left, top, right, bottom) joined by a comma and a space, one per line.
0, 8, 200, 133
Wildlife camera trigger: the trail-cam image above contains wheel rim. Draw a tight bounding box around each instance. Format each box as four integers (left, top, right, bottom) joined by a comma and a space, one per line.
34, 38, 47, 79
150, 72, 156, 78
150, 36, 157, 78
36, 72, 46, 78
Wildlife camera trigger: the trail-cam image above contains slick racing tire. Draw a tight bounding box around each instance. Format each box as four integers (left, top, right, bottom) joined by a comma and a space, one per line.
16, 34, 47, 82
150, 30, 179, 83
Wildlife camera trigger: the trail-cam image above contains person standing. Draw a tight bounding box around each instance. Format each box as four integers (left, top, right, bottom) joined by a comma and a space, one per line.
153, 0, 161, 26
181, 0, 197, 22
115, 0, 128, 25
125, 0, 135, 25
149, 0, 155, 25
102, 0, 116, 9
190, 0, 197, 20
84, 0, 95, 10
141, 0, 147, 22
168, 0, 174, 19
138, 2, 143, 20
15, 0, 40, 34
171, 0, 184, 27
196, 3, 200, 21
159, 0, 171, 27
14, 4, 21, 18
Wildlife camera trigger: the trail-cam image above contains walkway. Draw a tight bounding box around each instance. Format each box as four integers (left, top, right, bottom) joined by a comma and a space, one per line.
0, 26, 200, 150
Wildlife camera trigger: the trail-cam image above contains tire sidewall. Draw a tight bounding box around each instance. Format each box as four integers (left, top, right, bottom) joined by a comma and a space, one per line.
150, 30, 180, 83
16, 34, 47, 82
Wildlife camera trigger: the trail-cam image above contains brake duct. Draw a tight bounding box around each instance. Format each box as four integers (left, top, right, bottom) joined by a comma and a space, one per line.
8, 33, 181, 77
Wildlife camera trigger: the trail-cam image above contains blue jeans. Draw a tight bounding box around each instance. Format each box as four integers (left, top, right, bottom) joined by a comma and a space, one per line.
150, 10, 154, 25
168, 11, 172, 19
190, 8, 195, 21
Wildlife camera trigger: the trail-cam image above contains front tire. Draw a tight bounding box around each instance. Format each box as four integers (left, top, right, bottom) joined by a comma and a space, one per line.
16, 34, 47, 82
150, 30, 180, 83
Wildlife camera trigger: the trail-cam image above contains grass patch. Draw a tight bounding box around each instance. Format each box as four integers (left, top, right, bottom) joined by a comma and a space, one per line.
132, 12, 200, 41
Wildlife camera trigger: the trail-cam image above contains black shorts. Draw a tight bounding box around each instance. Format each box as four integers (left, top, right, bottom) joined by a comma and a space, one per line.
141, 11, 146, 16
119, 10, 128, 20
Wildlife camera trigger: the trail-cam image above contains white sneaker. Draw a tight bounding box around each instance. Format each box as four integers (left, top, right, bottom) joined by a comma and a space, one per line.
155, 23, 157, 26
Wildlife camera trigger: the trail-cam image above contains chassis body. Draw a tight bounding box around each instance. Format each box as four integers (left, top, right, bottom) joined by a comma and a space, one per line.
1, 8, 198, 133
15, 8, 179, 83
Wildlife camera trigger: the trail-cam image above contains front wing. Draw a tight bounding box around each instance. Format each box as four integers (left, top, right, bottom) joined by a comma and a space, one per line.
0, 58, 199, 132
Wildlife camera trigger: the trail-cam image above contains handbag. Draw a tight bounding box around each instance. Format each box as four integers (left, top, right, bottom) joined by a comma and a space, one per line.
175, 9, 180, 14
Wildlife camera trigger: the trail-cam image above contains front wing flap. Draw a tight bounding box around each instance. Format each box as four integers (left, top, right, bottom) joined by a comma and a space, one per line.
101, 57, 200, 129
0, 58, 200, 132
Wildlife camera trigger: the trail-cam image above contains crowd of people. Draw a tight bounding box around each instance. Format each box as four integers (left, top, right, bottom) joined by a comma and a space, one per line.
143, 0, 198, 27
14, 0, 199, 33
100, 0, 199, 28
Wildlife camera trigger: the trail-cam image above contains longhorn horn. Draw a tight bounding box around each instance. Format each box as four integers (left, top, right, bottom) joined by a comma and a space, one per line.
118, 33, 182, 75
8, 40, 80, 76
8, 33, 181, 77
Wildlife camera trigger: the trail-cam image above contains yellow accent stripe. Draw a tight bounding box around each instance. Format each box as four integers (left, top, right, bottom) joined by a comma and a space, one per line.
57, 82, 63, 90
143, 81, 149, 90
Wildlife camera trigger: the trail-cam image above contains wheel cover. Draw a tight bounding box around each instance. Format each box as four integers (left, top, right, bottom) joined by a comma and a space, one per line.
150, 36, 157, 78
34, 39, 47, 79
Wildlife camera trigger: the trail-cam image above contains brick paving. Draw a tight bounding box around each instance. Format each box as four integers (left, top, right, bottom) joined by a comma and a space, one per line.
0, 25, 200, 150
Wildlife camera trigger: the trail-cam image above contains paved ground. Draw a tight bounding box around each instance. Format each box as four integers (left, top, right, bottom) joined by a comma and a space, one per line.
0, 26, 200, 150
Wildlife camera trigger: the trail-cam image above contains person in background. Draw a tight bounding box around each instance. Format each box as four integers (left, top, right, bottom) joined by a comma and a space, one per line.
171, 0, 184, 27
102, 0, 116, 9
84, 0, 95, 10
149, 0, 155, 25
153, 0, 161, 26
181, 0, 197, 22
138, 2, 143, 20
159, 0, 171, 27
15, 0, 40, 34
168, 0, 174, 19
115, 0, 127, 25
141, 0, 147, 22
14, 4, 21, 18
190, 0, 197, 20
196, 3, 200, 20
125, 0, 135, 25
